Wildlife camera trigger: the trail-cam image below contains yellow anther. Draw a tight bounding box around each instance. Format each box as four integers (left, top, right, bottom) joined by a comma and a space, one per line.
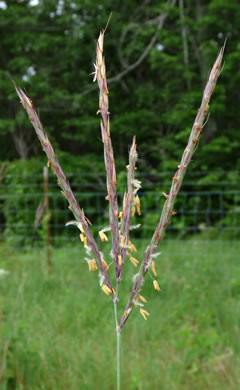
162, 192, 169, 199
128, 241, 137, 252
139, 294, 147, 303
135, 195, 141, 216
151, 261, 157, 277
77, 223, 85, 233
99, 230, 108, 242
153, 280, 160, 291
87, 260, 98, 271
80, 233, 85, 242
119, 211, 123, 219
101, 258, 109, 271
129, 256, 139, 267
131, 206, 136, 217
101, 284, 112, 296
118, 255, 122, 266
126, 164, 137, 170
140, 308, 150, 320
120, 236, 125, 247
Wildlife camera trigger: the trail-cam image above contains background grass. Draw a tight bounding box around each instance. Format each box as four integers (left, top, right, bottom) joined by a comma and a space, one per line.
0, 240, 240, 389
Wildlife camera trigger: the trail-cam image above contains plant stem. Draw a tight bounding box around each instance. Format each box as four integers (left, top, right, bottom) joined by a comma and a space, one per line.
116, 329, 121, 390
43, 166, 51, 273
114, 286, 121, 390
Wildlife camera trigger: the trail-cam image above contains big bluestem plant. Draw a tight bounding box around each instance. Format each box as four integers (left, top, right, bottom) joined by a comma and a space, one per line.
14, 28, 224, 390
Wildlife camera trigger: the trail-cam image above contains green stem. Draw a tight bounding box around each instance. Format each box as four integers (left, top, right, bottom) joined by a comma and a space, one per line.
116, 329, 121, 390
114, 286, 121, 390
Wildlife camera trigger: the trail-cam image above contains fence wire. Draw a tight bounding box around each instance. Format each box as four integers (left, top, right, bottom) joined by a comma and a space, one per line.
0, 171, 239, 245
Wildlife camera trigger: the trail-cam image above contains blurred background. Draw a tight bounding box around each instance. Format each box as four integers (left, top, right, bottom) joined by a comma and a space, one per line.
0, 0, 240, 245
0, 1, 240, 389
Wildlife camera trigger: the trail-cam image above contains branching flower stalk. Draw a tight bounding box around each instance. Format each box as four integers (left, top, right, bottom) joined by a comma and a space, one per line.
13, 83, 115, 298
120, 43, 225, 330
93, 30, 140, 390
14, 29, 224, 390
119, 136, 138, 281
93, 30, 120, 280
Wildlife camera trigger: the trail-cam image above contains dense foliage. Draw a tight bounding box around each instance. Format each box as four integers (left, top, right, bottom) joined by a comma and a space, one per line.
0, 0, 239, 242
1, 0, 240, 169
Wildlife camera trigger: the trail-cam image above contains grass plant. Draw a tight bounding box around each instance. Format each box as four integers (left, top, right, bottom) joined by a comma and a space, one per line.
1, 241, 240, 389
12, 27, 225, 389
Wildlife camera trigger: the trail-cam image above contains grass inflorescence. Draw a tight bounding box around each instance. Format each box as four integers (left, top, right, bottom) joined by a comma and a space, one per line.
12, 25, 225, 390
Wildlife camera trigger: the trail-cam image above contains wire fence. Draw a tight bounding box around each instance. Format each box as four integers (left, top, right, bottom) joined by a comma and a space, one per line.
0, 170, 239, 246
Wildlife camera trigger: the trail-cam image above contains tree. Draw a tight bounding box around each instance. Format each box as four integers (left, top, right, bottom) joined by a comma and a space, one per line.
0, 0, 239, 181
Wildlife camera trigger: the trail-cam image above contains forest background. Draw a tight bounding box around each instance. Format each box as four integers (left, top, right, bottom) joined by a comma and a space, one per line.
1, 3, 240, 389
0, 0, 240, 243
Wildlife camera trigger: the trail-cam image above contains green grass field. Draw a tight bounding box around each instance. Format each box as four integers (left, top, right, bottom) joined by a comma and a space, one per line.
0, 240, 240, 389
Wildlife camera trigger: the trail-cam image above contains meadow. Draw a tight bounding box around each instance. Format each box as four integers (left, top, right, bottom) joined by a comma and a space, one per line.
1, 239, 240, 390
